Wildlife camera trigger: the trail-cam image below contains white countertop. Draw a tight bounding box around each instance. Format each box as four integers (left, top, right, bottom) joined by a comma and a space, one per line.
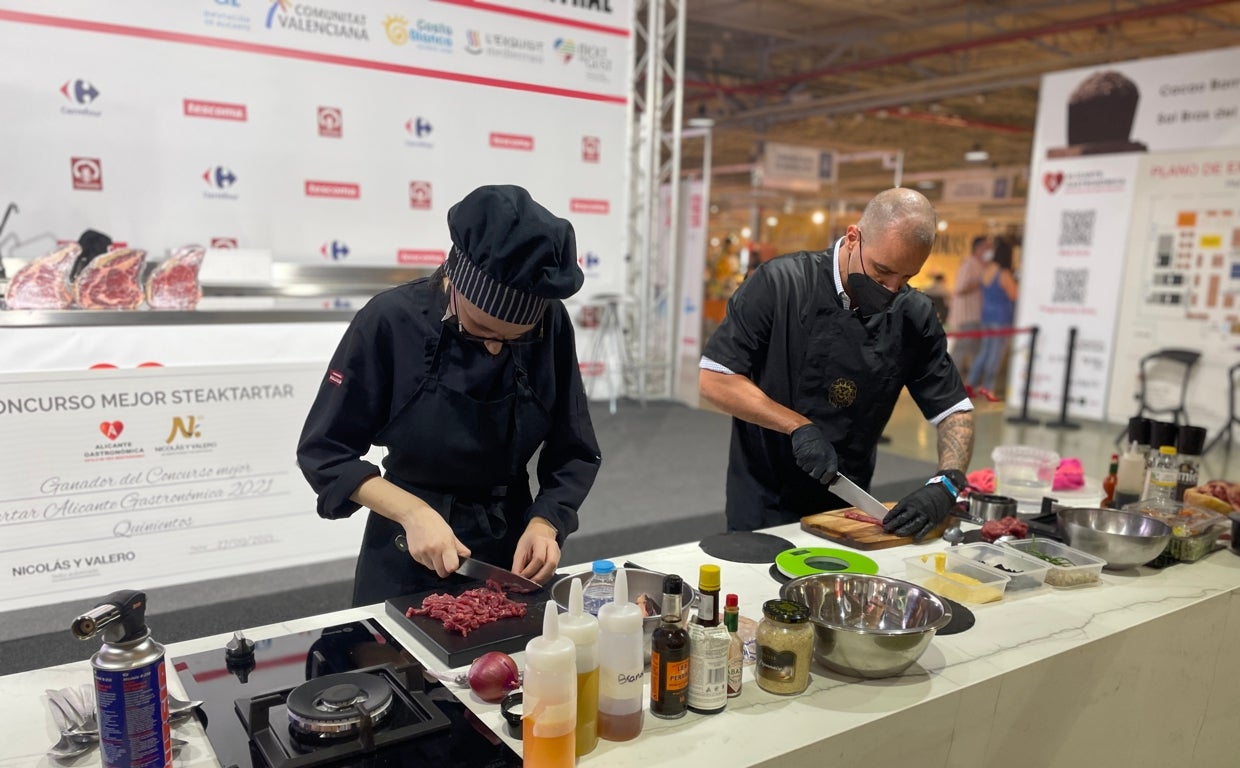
3, 522, 1239, 768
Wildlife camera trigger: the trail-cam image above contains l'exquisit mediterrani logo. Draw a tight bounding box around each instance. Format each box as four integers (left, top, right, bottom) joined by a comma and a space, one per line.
266, 0, 368, 40
465, 29, 483, 54
384, 15, 453, 53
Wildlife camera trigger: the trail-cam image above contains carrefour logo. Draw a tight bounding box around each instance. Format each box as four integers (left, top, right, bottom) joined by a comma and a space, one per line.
384, 15, 453, 52
61, 79, 100, 104
266, 0, 368, 40
203, 166, 237, 189
321, 240, 350, 260
554, 38, 575, 63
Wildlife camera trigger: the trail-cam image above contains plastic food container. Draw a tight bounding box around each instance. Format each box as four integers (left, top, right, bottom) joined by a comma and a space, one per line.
1121, 499, 1227, 565
903, 552, 1010, 605
950, 543, 1050, 591
991, 445, 1060, 502
1002, 538, 1106, 588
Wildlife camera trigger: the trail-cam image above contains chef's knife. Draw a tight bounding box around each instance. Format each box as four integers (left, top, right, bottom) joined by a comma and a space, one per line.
393, 535, 542, 593
828, 473, 893, 523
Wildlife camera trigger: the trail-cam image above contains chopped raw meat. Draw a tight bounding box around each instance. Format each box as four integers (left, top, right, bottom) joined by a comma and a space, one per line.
74, 248, 146, 310
405, 581, 528, 637
843, 510, 885, 526
980, 516, 1029, 543
634, 592, 660, 617
145, 245, 205, 310
4, 243, 80, 309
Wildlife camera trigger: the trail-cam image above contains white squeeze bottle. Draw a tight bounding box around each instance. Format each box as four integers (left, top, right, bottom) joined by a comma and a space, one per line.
523, 602, 577, 768
558, 579, 600, 756
596, 569, 644, 741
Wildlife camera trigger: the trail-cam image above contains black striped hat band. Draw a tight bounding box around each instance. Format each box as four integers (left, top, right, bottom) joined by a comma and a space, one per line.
444, 246, 548, 325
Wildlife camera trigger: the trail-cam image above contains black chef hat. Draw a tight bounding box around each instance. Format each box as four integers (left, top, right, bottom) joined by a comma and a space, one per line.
445, 185, 582, 325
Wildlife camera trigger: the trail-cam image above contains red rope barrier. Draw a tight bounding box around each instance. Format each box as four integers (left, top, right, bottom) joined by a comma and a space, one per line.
945, 326, 1035, 340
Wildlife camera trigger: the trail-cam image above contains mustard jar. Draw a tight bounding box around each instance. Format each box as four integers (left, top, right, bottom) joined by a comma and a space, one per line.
754, 599, 812, 695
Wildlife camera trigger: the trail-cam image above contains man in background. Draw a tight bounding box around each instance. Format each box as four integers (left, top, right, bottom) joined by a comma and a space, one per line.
950, 236, 989, 392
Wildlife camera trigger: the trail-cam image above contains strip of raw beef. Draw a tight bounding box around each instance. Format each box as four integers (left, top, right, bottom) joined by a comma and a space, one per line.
145, 245, 205, 310
74, 248, 147, 310
4, 243, 80, 309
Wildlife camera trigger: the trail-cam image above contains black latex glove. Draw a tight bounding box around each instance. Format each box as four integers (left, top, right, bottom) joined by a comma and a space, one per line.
790, 424, 838, 484
883, 469, 967, 541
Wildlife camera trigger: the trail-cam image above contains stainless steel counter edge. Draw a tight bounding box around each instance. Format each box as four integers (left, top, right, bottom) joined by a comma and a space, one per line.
0, 309, 358, 326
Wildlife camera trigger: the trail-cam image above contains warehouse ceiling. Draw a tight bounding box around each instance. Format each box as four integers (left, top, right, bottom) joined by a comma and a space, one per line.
681, 0, 1240, 220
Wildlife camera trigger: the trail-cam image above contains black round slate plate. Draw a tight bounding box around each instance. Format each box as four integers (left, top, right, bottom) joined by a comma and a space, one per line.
699, 532, 795, 563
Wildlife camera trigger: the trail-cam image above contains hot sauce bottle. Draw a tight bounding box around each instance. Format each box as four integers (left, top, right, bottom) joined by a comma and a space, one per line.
687, 564, 729, 714
649, 574, 689, 719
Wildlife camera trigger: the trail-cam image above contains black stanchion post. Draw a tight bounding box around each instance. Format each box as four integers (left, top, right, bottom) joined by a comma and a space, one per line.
1046, 326, 1081, 430
1007, 325, 1040, 426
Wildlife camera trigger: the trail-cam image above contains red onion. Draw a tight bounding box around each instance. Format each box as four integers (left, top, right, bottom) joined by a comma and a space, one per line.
467, 651, 521, 702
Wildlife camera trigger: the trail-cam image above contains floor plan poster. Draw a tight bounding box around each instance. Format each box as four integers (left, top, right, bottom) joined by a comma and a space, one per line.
1106, 149, 1240, 429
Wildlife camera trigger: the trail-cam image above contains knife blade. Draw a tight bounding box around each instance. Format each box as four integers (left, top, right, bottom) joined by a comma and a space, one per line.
393, 535, 542, 593
829, 473, 893, 523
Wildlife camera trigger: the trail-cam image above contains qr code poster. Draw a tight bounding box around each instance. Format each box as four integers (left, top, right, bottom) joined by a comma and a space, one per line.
1058, 210, 1096, 248
1052, 268, 1089, 304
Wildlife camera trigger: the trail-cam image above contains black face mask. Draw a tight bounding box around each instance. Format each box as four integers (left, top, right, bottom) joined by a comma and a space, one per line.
846, 239, 897, 317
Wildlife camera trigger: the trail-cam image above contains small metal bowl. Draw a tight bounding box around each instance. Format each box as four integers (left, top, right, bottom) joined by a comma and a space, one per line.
780, 573, 951, 679
1057, 506, 1172, 570
967, 493, 1018, 522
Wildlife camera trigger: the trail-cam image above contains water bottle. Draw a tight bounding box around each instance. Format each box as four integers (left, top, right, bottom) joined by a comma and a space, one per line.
582, 560, 616, 616
1148, 445, 1179, 501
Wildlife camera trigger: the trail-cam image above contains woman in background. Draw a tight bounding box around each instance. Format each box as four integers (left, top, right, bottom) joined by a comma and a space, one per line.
966, 237, 1018, 402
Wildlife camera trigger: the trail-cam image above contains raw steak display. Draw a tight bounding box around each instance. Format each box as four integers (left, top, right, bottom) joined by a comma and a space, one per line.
73, 248, 147, 310
4, 243, 80, 309
980, 516, 1029, 543
145, 245, 205, 310
405, 580, 528, 637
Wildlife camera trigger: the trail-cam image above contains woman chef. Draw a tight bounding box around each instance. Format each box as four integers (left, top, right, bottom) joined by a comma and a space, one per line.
297, 185, 602, 606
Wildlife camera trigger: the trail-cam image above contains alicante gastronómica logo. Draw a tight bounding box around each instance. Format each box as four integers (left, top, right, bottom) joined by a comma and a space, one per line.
265, 0, 368, 41
383, 15, 453, 53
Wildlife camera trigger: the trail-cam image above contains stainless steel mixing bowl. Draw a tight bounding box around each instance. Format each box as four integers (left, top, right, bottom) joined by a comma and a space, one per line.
551, 567, 697, 661
1056, 507, 1172, 570
780, 573, 951, 679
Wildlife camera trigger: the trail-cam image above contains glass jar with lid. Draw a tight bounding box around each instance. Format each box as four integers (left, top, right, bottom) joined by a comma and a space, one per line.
754, 599, 813, 695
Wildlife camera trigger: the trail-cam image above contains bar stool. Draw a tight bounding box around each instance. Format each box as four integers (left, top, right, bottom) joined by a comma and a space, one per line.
1204, 361, 1240, 453
1116, 348, 1201, 443
582, 293, 632, 416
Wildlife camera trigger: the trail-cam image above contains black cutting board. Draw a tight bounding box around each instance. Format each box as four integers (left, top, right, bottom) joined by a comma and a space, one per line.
384, 583, 549, 668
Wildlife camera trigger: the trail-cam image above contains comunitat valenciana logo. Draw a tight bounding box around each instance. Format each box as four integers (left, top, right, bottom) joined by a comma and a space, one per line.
266, 0, 368, 40
384, 15, 453, 52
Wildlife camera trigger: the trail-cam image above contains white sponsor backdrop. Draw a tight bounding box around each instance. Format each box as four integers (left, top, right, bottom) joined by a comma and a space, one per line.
1016, 46, 1240, 420
0, 363, 367, 612
674, 179, 707, 406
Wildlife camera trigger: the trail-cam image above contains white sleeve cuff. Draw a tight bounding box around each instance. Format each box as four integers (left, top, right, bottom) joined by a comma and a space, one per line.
929, 397, 974, 426
698, 356, 736, 375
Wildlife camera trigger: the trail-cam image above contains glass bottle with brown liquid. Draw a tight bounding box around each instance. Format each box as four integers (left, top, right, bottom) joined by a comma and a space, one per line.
649, 574, 689, 719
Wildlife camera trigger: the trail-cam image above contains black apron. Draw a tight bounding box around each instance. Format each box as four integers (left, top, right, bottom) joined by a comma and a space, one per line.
351, 327, 552, 606
726, 297, 905, 530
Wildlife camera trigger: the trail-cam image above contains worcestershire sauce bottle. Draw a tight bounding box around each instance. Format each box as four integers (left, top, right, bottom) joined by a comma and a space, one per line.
649, 574, 689, 719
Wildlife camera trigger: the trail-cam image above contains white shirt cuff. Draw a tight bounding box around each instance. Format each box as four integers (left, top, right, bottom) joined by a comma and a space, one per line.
699, 356, 736, 375
929, 397, 975, 426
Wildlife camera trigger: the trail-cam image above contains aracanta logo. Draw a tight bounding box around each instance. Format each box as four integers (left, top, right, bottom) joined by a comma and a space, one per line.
165, 416, 202, 444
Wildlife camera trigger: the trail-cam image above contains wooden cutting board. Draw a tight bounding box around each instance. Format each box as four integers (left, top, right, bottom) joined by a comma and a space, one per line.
800, 504, 950, 550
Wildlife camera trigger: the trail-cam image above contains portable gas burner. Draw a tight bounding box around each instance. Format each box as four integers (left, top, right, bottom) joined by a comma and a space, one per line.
172, 618, 521, 768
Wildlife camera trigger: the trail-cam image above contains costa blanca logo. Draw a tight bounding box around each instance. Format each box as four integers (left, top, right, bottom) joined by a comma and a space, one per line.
71, 157, 103, 191
210, 237, 238, 248
305, 180, 360, 199
183, 99, 247, 121
203, 0, 251, 33
266, 1, 368, 40
554, 38, 575, 63
203, 166, 238, 189
385, 16, 452, 51
489, 132, 534, 151
61, 79, 100, 104
465, 29, 483, 54
100, 421, 124, 440
582, 136, 600, 163
321, 240, 350, 260
317, 106, 342, 137
570, 198, 610, 214
409, 181, 432, 210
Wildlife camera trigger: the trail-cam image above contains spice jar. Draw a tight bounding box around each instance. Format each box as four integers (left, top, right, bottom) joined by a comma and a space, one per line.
754, 599, 812, 695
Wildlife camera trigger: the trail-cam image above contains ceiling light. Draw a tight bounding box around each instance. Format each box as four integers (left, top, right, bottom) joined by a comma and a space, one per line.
965, 144, 989, 162
740, 226, 752, 239
766, 216, 779, 227
937, 220, 949, 232
710, 237, 720, 247
811, 211, 826, 225
916, 180, 937, 190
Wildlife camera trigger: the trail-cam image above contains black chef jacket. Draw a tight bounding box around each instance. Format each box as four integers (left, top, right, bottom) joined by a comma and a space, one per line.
702, 245, 966, 531
297, 276, 601, 603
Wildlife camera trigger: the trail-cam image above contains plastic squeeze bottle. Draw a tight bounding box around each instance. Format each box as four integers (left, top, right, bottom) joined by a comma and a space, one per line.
596, 569, 644, 741
522, 602, 577, 768
558, 579, 600, 756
